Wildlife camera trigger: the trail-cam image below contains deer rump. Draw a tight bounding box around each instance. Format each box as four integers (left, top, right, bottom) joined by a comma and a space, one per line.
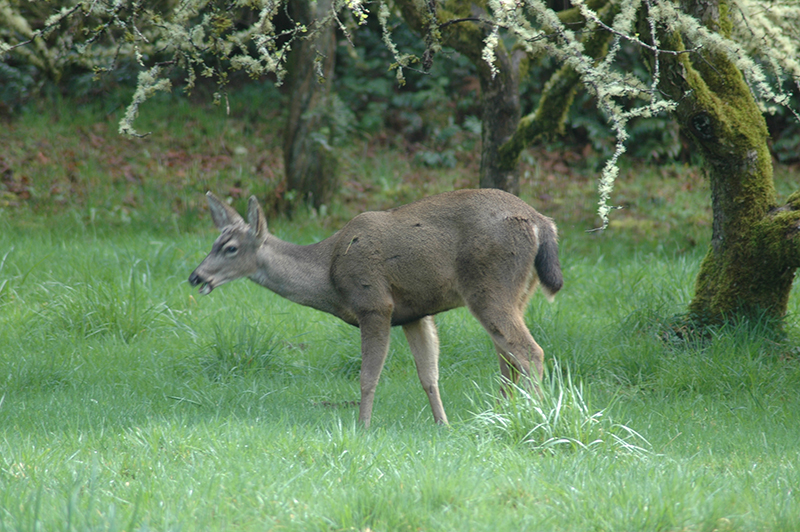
189, 189, 563, 427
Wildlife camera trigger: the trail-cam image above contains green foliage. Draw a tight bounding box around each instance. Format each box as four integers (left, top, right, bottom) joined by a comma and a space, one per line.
334, 15, 481, 167
0, 60, 36, 111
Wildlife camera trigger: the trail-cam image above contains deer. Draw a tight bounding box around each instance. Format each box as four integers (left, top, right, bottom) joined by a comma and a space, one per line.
189, 189, 563, 428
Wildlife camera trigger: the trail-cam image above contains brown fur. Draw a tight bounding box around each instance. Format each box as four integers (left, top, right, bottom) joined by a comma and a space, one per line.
189, 189, 562, 427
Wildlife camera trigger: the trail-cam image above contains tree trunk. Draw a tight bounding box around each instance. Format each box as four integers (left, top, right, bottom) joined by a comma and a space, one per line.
283, 0, 338, 210
644, 1, 800, 323
497, 1, 614, 171
395, 0, 523, 193
476, 47, 523, 193
396, 1, 613, 193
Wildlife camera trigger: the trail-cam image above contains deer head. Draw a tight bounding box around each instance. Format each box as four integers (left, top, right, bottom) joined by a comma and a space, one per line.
188, 193, 269, 295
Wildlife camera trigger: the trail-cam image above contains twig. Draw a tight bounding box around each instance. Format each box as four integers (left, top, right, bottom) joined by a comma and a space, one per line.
1, 2, 85, 55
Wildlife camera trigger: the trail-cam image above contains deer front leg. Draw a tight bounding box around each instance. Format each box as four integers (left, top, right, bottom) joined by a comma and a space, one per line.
403, 316, 448, 425
357, 311, 392, 428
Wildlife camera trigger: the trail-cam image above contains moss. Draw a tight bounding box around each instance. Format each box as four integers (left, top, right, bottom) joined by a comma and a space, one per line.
654, 2, 794, 324
718, 0, 734, 37
557, 0, 610, 26
497, 66, 580, 171
437, 1, 488, 63
689, 204, 800, 323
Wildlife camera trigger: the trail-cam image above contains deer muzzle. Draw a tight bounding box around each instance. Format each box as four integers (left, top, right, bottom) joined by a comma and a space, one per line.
188, 270, 214, 295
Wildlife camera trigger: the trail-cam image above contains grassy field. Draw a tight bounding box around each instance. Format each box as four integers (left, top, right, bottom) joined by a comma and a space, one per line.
2, 91, 800, 531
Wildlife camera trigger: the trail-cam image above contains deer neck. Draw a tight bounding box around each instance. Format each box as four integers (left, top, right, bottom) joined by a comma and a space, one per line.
248, 235, 341, 317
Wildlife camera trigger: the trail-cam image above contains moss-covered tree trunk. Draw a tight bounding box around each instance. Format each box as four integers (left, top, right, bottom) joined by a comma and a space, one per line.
283, 0, 338, 210
644, 0, 800, 323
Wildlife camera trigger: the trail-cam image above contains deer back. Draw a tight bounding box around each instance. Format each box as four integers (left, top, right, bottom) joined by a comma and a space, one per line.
328, 189, 556, 326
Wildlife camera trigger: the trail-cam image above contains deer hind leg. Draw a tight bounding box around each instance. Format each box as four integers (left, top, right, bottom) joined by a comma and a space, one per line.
403, 316, 448, 425
494, 342, 516, 398
470, 304, 544, 395
358, 311, 393, 428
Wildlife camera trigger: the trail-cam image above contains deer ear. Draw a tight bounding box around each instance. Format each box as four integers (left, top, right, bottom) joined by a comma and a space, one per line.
207, 192, 244, 230
247, 195, 268, 240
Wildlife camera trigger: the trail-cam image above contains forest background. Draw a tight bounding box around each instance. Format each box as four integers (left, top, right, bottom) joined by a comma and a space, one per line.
2, 1, 800, 531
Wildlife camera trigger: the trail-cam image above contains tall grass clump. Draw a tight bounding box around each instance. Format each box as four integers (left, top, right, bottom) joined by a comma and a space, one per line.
47, 277, 168, 343
469, 361, 650, 457
199, 314, 285, 381
608, 305, 800, 400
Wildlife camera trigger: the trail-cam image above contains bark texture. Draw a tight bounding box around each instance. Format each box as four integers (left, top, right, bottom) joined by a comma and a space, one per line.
643, 0, 800, 322
283, 0, 338, 210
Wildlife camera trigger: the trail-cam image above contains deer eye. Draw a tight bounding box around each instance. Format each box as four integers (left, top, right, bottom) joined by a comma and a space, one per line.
224, 244, 238, 255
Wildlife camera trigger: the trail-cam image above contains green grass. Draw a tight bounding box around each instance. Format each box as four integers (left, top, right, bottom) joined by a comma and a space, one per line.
2, 92, 800, 531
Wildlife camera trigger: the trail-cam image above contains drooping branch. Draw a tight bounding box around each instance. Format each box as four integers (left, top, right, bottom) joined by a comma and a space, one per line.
490, 0, 680, 225
0, 2, 79, 52
394, 0, 617, 192
497, 1, 617, 173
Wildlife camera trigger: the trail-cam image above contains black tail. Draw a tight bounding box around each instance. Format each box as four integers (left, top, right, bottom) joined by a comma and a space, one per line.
534, 223, 563, 301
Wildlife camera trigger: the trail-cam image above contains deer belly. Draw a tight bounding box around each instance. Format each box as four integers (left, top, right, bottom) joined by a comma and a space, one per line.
389, 287, 464, 326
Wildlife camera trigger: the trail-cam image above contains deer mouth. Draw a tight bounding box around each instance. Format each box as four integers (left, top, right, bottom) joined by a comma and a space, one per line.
188, 272, 214, 295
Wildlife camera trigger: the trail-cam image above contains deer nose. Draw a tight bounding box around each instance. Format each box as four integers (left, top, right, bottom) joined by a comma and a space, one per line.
188, 271, 203, 286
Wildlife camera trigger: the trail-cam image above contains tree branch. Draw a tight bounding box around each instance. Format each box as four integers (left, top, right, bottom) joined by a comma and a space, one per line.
0, 2, 86, 55
497, 1, 618, 172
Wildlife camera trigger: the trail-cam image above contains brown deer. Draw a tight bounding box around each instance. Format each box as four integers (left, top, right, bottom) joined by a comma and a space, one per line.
189, 189, 563, 427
